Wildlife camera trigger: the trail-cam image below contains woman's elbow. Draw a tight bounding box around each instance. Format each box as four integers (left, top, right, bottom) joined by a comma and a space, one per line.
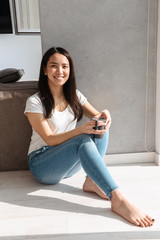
44, 135, 55, 147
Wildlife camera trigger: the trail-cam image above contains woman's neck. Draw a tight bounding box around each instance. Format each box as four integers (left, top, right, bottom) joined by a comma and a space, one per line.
49, 82, 64, 99
49, 84, 68, 112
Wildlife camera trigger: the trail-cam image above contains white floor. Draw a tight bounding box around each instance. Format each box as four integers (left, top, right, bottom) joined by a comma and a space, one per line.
0, 163, 160, 240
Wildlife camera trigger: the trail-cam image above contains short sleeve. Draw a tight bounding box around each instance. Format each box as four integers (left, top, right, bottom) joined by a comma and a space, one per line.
76, 89, 87, 106
24, 93, 44, 115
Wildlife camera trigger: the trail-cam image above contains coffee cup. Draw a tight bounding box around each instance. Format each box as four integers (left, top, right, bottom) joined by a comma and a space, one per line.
92, 117, 106, 139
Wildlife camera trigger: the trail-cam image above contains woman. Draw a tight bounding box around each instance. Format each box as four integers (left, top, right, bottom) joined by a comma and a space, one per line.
25, 47, 154, 227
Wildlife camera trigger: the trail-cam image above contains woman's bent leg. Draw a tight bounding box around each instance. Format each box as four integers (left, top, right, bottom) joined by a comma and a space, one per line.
28, 135, 155, 227
65, 131, 109, 179
28, 143, 81, 184
77, 134, 118, 199
78, 135, 154, 227
28, 134, 118, 199
90, 130, 109, 159
63, 161, 82, 178
83, 131, 110, 199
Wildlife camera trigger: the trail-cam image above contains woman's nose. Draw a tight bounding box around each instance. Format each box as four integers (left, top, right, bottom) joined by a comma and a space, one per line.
57, 66, 63, 74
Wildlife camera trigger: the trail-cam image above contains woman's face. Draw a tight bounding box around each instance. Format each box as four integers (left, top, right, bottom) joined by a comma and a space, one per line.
44, 53, 70, 88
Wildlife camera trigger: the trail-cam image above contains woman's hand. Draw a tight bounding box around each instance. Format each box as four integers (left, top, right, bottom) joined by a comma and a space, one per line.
94, 109, 111, 131
79, 120, 106, 136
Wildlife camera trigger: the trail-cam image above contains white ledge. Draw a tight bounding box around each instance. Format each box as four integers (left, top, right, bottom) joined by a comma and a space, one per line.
104, 152, 157, 165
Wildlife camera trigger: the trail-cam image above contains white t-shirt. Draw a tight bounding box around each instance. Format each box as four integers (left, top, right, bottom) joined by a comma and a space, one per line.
24, 90, 87, 154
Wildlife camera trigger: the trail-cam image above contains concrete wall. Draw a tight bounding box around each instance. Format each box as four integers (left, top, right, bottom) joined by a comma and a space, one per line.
39, 0, 157, 154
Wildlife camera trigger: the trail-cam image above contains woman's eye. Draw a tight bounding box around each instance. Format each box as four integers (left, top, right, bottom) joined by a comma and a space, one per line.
63, 65, 68, 69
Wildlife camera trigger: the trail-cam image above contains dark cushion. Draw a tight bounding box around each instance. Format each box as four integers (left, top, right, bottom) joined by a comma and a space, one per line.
0, 68, 25, 83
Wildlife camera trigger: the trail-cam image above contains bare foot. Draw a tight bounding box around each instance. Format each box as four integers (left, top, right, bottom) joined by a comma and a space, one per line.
83, 176, 109, 200
111, 189, 155, 227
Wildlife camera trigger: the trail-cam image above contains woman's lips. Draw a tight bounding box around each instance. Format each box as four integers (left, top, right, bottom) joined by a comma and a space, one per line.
54, 76, 64, 80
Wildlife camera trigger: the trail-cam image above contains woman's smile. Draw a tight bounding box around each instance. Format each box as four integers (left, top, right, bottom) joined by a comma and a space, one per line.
54, 75, 64, 80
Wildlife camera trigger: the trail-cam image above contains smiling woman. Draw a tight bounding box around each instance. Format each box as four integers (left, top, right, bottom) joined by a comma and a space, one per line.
24, 47, 155, 228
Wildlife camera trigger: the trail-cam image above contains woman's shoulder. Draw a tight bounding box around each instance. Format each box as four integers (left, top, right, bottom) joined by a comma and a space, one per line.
26, 92, 42, 105
25, 92, 43, 114
76, 89, 87, 106
27, 92, 40, 101
76, 89, 84, 97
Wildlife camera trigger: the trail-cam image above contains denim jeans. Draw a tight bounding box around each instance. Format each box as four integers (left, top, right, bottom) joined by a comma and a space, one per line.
28, 131, 118, 199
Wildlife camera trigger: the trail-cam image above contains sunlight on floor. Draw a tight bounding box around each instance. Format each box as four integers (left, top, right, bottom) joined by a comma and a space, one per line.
0, 163, 160, 239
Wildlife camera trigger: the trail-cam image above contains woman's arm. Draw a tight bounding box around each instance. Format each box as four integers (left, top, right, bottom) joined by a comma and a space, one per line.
82, 101, 112, 131
26, 112, 106, 147
82, 101, 100, 118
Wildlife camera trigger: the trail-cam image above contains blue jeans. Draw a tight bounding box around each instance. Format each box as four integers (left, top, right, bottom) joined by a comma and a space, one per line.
28, 131, 118, 199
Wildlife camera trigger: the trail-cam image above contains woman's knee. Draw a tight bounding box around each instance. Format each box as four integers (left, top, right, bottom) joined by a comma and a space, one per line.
76, 134, 92, 144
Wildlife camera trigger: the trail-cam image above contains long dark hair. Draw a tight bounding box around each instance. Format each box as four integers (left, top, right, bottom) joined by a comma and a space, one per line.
38, 47, 83, 121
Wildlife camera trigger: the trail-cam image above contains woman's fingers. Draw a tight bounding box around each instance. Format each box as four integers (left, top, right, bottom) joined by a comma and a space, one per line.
105, 120, 111, 130
93, 128, 106, 135
83, 118, 111, 135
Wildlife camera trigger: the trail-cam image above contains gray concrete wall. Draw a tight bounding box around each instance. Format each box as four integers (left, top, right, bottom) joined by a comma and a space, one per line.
39, 0, 157, 154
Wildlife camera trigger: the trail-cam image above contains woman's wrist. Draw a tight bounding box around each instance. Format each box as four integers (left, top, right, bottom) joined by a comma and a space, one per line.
76, 125, 84, 135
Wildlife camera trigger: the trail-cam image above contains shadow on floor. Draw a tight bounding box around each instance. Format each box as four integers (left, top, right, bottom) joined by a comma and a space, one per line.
0, 179, 120, 220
